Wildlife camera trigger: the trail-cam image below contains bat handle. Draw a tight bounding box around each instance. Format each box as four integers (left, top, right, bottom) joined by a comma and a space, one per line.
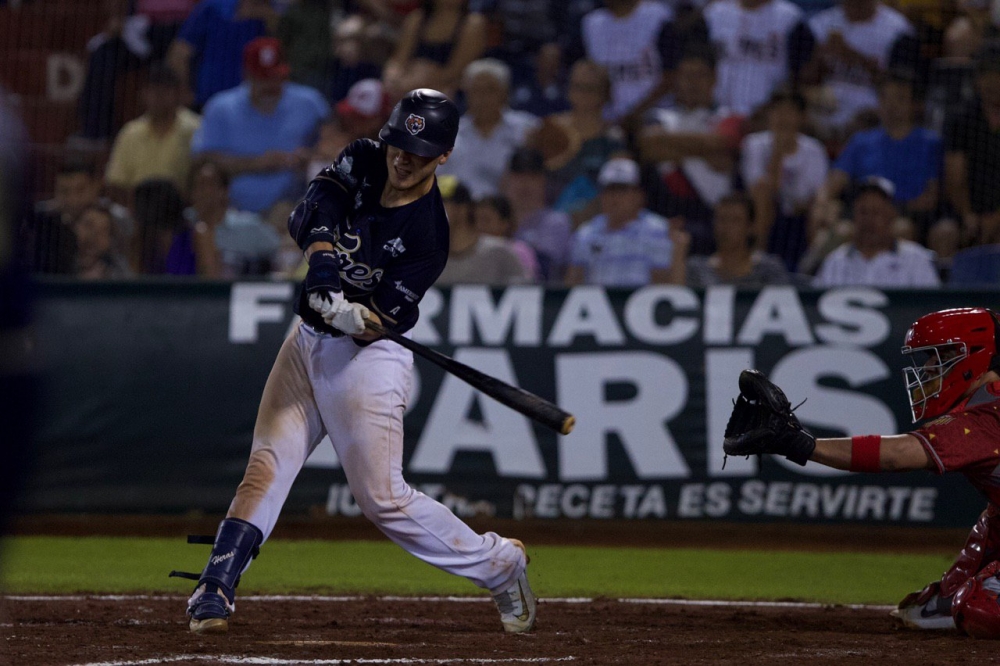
364, 317, 388, 336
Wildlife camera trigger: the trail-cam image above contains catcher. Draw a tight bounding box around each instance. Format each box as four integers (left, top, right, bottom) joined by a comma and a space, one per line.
724, 307, 1000, 638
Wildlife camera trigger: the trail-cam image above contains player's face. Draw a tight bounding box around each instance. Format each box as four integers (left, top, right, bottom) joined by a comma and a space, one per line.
385, 145, 448, 194
908, 347, 962, 404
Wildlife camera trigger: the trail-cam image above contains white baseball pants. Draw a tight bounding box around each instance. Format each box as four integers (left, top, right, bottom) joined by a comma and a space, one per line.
227, 322, 525, 594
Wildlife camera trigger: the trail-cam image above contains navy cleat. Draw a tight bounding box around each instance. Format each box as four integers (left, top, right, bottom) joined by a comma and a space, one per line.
188, 583, 235, 634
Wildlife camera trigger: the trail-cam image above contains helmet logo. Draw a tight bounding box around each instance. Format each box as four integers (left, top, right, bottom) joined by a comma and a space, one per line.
405, 113, 426, 136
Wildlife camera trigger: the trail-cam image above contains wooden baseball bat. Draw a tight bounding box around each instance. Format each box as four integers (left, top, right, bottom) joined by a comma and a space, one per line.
365, 319, 575, 435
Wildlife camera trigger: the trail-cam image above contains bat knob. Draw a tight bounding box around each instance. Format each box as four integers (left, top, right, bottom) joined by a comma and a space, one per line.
560, 415, 576, 435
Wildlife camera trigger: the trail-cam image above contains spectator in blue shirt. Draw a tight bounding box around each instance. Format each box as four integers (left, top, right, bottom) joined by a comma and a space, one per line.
191, 37, 330, 214
813, 71, 942, 235
167, 0, 274, 109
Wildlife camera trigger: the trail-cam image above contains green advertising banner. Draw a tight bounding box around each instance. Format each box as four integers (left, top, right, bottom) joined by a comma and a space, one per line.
24, 280, 1000, 527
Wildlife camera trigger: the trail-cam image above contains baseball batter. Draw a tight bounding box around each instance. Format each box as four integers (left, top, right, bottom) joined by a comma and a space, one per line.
183, 89, 536, 635
723, 307, 1000, 638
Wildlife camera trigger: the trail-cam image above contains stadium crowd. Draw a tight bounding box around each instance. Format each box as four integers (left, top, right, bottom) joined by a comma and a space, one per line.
11, 0, 1000, 287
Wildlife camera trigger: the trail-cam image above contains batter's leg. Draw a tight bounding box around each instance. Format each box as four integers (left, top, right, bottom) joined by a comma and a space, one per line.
188, 325, 328, 634
309, 336, 528, 594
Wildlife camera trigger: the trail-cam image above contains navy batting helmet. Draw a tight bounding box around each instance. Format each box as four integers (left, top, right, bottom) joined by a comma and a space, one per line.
379, 89, 459, 158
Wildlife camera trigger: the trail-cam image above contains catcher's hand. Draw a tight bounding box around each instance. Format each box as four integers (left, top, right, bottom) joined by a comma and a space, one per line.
723, 369, 816, 466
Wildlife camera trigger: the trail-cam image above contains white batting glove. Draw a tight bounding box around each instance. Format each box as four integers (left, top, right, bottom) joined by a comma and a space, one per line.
308, 290, 345, 319
315, 297, 370, 336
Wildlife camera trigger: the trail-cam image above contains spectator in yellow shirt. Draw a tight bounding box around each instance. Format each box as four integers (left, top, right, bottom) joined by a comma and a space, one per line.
105, 63, 201, 204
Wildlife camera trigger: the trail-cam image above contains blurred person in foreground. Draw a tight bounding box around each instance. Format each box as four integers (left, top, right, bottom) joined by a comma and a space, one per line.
722, 306, 1000, 639
435, 177, 529, 285
813, 176, 940, 287
191, 37, 330, 216
0, 93, 35, 568
565, 157, 688, 287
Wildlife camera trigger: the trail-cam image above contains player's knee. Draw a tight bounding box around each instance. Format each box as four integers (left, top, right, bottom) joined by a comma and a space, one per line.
954, 561, 1000, 639
353, 481, 414, 523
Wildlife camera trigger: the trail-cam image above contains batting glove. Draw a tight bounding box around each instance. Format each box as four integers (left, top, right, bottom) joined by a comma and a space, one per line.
307, 293, 370, 336
308, 290, 345, 318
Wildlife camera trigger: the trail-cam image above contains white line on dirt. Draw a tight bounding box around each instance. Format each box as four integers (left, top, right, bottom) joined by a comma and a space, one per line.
3, 594, 895, 611
73, 656, 577, 666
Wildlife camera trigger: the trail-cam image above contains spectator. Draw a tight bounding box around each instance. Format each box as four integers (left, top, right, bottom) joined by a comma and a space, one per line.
578, 0, 679, 122
335, 78, 393, 140
807, 0, 916, 139
944, 41, 1000, 246
475, 1, 569, 116
136, 0, 198, 60
167, 0, 274, 109
276, 0, 334, 91
306, 78, 392, 180
105, 64, 202, 204
435, 177, 530, 285
78, 0, 153, 142
814, 71, 941, 233
382, 0, 488, 100
742, 89, 829, 271
565, 157, 688, 287
129, 178, 193, 274
500, 147, 572, 283
186, 160, 281, 277
944, 0, 1000, 60
475, 194, 540, 281
191, 37, 330, 215
26, 161, 131, 274
72, 203, 132, 279
327, 14, 395, 103
685, 193, 790, 287
355, 0, 423, 28
814, 176, 940, 287
928, 217, 961, 281
639, 44, 745, 256
437, 58, 539, 199
702, 0, 815, 117
528, 59, 626, 228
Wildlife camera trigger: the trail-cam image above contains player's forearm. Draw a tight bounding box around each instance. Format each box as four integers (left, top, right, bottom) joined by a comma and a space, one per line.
304, 241, 335, 260
810, 434, 932, 472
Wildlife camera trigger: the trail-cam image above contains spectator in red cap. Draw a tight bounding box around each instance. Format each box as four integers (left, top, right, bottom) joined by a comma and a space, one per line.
335, 78, 393, 140
191, 37, 331, 215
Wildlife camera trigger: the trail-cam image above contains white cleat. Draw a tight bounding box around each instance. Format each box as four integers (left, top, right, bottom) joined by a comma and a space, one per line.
492, 538, 537, 634
890, 593, 956, 630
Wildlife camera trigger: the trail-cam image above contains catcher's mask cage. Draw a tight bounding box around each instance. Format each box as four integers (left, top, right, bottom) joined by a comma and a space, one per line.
901, 307, 1000, 422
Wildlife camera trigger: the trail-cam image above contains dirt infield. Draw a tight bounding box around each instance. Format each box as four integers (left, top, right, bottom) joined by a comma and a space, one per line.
1, 595, 987, 666
1, 516, 979, 665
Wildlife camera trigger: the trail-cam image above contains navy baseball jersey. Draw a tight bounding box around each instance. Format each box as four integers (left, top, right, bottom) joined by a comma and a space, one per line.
290, 139, 450, 336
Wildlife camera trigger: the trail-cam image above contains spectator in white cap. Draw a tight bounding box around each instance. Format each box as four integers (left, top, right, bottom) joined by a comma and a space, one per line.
565, 157, 689, 287
814, 176, 940, 287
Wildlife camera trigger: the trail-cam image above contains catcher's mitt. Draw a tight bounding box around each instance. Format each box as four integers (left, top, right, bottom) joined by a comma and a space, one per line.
723, 369, 816, 466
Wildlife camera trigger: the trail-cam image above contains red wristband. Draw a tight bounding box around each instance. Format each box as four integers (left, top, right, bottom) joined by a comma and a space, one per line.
850, 435, 882, 473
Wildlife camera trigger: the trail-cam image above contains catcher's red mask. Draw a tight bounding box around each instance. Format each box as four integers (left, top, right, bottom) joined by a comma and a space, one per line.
902, 307, 1000, 422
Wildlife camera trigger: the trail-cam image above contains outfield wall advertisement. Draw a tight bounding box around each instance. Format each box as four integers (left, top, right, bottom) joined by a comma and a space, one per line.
26, 281, 999, 527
